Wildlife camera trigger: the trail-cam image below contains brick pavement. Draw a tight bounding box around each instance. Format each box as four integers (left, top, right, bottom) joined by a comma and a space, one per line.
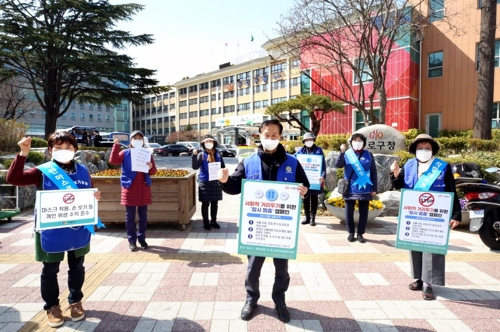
1, 190, 500, 331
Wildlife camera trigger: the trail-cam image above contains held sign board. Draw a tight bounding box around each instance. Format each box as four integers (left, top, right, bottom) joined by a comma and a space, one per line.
396, 189, 453, 255
238, 179, 302, 259
35, 188, 98, 231
296, 154, 323, 191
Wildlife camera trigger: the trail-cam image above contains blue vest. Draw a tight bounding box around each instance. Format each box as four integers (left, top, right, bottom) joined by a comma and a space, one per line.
198, 151, 222, 181
120, 149, 152, 189
343, 150, 373, 194
404, 158, 446, 192
244, 153, 297, 182
39, 162, 92, 253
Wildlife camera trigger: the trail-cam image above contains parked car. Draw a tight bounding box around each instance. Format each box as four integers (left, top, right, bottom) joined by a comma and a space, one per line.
147, 143, 161, 155
177, 141, 200, 154
154, 144, 190, 156
218, 144, 236, 157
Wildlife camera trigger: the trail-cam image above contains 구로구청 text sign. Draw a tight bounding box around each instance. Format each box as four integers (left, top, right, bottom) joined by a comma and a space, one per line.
35, 188, 98, 231
296, 154, 323, 191
238, 179, 302, 259
396, 189, 453, 255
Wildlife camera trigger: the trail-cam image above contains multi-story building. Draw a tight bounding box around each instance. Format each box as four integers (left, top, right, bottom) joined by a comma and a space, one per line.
24, 100, 130, 137
420, 0, 500, 136
133, 54, 306, 145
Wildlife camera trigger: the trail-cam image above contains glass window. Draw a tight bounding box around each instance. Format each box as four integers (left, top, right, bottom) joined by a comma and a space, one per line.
430, 0, 445, 22
428, 51, 443, 77
80, 112, 85, 120
476, 40, 500, 69
354, 58, 373, 84
492, 103, 500, 129
355, 110, 380, 130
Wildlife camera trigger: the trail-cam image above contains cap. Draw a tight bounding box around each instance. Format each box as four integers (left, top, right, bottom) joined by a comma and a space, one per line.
302, 132, 316, 142
130, 130, 144, 139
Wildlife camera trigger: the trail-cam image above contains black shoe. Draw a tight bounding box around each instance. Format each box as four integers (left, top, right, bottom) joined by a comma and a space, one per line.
203, 222, 211, 230
210, 221, 221, 229
357, 234, 366, 243
241, 301, 257, 321
129, 242, 138, 251
409, 279, 423, 291
139, 240, 148, 249
347, 233, 355, 242
422, 285, 435, 300
301, 217, 310, 225
310, 215, 316, 226
275, 304, 290, 323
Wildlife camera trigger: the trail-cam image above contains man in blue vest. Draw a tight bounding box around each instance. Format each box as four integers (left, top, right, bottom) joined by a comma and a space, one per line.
218, 119, 310, 323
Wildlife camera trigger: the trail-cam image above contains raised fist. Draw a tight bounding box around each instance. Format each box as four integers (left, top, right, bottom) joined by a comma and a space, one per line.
192, 149, 198, 155
18, 137, 32, 156
340, 144, 346, 153
390, 160, 400, 177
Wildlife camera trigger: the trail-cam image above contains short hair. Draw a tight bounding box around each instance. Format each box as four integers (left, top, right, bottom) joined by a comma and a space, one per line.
349, 133, 367, 148
259, 119, 283, 135
47, 131, 78, 151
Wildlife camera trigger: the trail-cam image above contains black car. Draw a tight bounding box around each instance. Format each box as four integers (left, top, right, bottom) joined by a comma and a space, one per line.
154, 144, 190, 156
218, 144, 236, 157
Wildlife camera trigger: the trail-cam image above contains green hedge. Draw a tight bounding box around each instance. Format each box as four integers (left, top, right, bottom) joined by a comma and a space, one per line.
30, 137, 48, 148
26, 151, 45, 165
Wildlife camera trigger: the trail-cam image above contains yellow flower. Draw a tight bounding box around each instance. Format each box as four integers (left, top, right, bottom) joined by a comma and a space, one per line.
326, 197, 384, 210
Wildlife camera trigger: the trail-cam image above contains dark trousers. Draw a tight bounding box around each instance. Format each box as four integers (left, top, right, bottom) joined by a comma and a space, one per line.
245, 256, 289, 305
125, 205, 148, 243
344, 200, 369, 234
201, 201, 218, 223
303, 194, 319, 215
41, 251, 85, 310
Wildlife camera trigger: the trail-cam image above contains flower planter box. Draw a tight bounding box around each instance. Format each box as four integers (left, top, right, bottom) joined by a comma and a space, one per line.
91, 172, 196, 230
324, 200, 384, 224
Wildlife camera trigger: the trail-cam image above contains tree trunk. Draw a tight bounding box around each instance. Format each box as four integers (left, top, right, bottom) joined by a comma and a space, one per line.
377, 86, 387, 125
44, 106, 58, 140
311, 118, 321, 136
474, 0, 496, 140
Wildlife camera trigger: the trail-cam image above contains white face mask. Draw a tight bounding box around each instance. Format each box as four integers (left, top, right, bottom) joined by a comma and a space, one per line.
261, 138, 280, 151
304, 141, 314, 148
52, 150, 75, 163
204, 143, 214, 150
416, 149, 433, 162
352, 141, 364, 150
131, 139, 143, 148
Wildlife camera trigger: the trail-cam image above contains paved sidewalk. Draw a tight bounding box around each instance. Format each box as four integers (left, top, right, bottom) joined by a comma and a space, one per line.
1, 190, 500, 331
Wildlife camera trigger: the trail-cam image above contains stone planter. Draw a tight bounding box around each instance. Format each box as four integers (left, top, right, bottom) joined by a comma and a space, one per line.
92, 172, 196, 230
324, 200, 384, 224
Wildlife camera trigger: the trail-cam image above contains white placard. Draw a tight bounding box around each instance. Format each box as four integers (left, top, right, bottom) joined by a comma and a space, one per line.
295, 154, 323, 191
130, 147, 151, 173
208, 162, 221, 181
35, 188, 98, 230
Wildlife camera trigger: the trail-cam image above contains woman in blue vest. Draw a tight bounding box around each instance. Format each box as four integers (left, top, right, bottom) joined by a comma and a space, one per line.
217, 119, 310, 323
109, 130, 157, 252
192, 134, 225, 230
295, 132, 326, 226
390, 134, 461, 300
6, 132, 101, 328
335, 133, 378, 243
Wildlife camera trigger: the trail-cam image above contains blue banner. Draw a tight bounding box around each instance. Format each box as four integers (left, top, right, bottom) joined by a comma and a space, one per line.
413, 158, 447, 191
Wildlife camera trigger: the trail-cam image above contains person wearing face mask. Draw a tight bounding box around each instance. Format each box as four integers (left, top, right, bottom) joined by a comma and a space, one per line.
390, 134, 461, 301
335, 133, 378, 243
6, 131, 102, 328
295, 132, 326, 226
191, 134, 225, 230
217, 119, 310, 323
109, 130, 157, 252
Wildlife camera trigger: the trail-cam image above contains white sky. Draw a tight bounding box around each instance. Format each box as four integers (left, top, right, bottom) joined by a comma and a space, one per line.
109, 0, 295, 86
